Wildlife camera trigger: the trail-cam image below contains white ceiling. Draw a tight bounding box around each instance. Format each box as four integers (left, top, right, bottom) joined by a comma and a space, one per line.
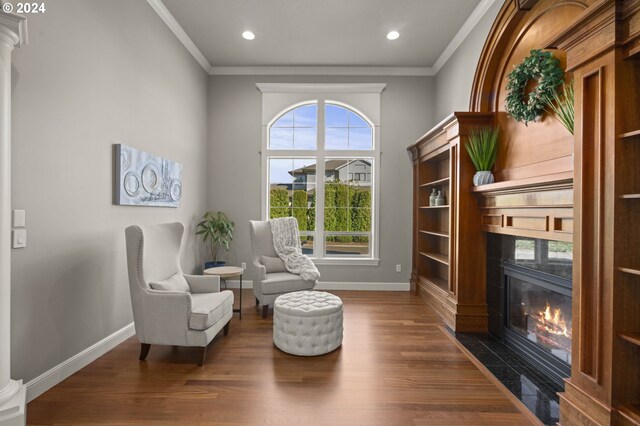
159, 0, 485, 72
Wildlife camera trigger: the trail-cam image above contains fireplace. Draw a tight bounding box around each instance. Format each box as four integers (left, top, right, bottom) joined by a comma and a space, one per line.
504, 265, 572, 385
486, 235, 573, 389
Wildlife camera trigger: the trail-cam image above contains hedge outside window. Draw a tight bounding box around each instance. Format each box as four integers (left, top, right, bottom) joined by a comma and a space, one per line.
266, 102, 375, 259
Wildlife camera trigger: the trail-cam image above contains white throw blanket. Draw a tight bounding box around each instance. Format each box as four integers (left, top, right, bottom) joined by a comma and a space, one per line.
269, 217, 320, 282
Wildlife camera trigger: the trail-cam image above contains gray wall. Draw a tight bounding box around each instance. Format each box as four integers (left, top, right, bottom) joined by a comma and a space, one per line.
8, 0, 502, 384
11, 0, 208, 382
433, 0, 503, 122
207, 76, 435, 283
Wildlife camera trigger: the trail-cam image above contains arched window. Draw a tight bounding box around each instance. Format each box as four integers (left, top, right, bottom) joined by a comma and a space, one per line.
325, 103, 373, 150
269, 103, 317, 150
265, 100, 377, 261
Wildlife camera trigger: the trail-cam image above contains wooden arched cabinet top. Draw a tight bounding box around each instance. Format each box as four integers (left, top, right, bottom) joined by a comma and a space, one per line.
470, 0, 592, 113
468, 0, 594, 184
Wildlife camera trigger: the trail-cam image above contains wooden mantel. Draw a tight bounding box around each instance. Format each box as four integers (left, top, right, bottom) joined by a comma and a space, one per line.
472, 175, 573, 242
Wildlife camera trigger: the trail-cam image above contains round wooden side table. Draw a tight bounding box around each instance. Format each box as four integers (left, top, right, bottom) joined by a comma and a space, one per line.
204, 266, 243, 319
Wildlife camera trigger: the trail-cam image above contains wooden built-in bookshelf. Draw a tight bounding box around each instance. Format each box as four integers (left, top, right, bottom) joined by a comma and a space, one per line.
416, 141, 451, 294
614, 126, 640, 423
408, 112, 492, 332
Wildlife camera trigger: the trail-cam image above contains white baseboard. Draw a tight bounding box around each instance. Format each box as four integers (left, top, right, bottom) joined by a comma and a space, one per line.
25, 323, 135, 403
225, 280, 409, 291
316, 281, 410, 291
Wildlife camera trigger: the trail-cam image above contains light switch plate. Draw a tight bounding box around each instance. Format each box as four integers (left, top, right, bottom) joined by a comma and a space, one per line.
13, 209, 25, 227
12, 229, 26, 248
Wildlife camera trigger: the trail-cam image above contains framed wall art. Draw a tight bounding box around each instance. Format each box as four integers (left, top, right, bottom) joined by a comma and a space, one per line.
114, 144, 183, 207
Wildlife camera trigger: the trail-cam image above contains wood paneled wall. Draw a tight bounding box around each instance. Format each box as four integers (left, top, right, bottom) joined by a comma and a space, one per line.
470, 0, 596, 183
467, 0, 640, 424
549, 1, 640, 424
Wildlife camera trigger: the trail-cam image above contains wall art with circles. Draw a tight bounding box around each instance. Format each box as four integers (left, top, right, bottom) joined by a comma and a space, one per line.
114, 144, 183, 207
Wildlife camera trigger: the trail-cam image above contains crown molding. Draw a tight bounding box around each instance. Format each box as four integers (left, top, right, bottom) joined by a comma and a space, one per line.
431, 0, 500, 75
255, 82, 387, 94
146, 0, 211, 72
0, 11, 27, 47
148, 0, 499, 77
211, 66, 433, 76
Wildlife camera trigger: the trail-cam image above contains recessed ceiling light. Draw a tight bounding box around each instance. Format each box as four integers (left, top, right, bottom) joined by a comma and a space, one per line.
242, 31, 255, 40
386, 31, 400, 41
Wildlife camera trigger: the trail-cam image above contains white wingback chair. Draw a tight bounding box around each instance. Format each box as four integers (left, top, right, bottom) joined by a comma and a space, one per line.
249, 220, 317, 318
125, 222, 234, 366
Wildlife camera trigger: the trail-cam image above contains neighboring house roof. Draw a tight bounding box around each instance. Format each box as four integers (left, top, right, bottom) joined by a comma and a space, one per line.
288, 159, 371, 176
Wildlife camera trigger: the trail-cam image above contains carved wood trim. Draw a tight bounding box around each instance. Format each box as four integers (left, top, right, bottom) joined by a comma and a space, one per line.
577, 66, 605, 386
469, 1, 522, 112
547, 0, 616, 71
559, 379, 614, 425
517, 0, 540, 11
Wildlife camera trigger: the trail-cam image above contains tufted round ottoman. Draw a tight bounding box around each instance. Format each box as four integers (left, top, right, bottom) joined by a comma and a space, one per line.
273, 291, 343, 356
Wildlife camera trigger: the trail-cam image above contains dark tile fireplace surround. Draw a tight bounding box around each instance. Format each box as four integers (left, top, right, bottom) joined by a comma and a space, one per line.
450, 234, 573, 425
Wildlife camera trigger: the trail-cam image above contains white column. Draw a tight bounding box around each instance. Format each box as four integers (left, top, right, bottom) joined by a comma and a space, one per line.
0, 11, 26, 426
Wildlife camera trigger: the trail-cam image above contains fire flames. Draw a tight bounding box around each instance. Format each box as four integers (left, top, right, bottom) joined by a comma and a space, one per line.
537, 302, 571, 338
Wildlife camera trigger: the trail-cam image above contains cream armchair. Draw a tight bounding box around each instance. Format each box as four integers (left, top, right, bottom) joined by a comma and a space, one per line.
249, 220, 317, 318
125, 222, 234, 366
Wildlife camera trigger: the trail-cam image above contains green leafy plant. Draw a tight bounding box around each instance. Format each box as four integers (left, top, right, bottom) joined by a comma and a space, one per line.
544, 79, 574, 135
196, 211, 234, 263
505, 49, 564, 125
465, 127, 500, 172
269, 181, 371, 243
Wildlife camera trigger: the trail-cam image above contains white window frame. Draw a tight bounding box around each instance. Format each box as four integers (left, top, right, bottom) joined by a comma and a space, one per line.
257, 83, 385, 266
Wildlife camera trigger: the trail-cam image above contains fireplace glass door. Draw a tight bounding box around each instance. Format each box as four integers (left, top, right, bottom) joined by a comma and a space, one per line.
507, 277, 572, 365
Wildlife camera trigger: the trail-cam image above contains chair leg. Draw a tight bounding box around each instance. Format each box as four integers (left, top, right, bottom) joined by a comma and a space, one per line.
223, 321, 230, 336
262, 304, 269, 319
197, 346, 207, 367
139, 343, 151, 361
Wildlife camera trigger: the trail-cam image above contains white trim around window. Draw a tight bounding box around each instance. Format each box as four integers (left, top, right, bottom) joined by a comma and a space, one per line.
258, 83, 385, 266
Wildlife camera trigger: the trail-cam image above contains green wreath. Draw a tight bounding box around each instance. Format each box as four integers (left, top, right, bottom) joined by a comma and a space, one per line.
505, 49, 564, 125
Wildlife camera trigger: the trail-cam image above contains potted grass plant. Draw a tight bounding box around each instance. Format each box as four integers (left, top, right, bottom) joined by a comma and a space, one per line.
196, 211, 234, 269
465, 127, 499, 186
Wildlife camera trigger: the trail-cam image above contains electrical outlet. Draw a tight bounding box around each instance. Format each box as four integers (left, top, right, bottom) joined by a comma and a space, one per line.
396, 264, 401, 273
241, 262, 246, 270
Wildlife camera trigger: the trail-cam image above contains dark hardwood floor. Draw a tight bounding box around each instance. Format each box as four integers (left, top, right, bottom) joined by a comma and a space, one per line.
27, 290, 535, 425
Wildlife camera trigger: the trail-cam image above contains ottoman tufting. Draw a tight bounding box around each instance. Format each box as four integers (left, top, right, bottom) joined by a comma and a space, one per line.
273, 291, 343, 356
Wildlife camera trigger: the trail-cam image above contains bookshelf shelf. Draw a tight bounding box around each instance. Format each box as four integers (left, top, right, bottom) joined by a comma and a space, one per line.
419, 176, 450, 188
619, 129, 640, 139
619, 332, 640, 346
419, 230, 450, 238
419, 251, 449, 265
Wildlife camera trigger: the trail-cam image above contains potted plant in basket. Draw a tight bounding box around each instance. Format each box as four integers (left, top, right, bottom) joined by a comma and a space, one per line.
196, 211, 234, 269
465, 127, 499, 186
